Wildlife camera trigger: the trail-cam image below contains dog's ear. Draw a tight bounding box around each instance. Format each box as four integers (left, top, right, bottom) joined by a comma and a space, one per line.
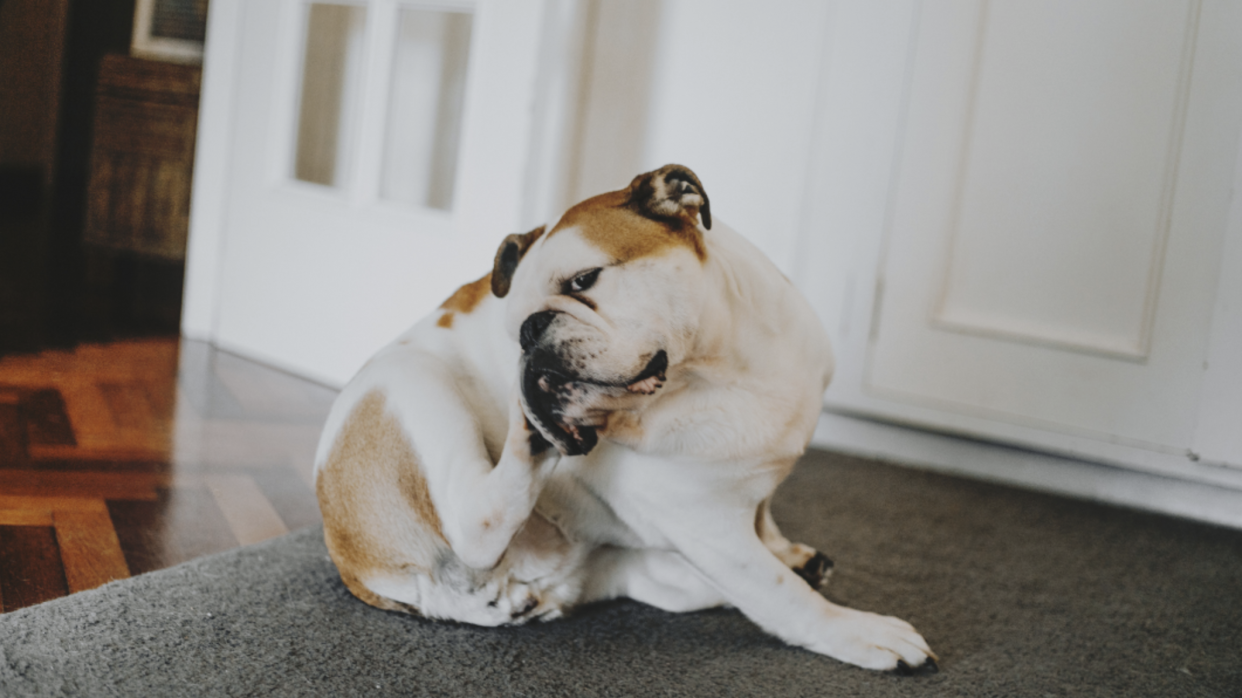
627, 164, 711, 230
491, 225, 546, 298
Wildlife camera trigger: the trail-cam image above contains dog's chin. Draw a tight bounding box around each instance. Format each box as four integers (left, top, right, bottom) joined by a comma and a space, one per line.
520, 399, 599, 457
534, 416, 599, 457
520, 362, 599, 457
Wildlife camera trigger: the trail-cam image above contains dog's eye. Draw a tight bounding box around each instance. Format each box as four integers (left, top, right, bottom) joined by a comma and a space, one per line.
566, 268, 602, 294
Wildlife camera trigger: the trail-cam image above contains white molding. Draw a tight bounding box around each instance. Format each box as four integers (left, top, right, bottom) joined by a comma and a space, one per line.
266, 0, 307, 191
182, 0, 243, 340
824, 388, 1242, 490
1192, 122, 1242, 469
812, 410, 1242, 531
520, 0, 594, 229
450, 0, 557, 243
211, 335, 346, 391
350, 0, 397, 206
570, 0, 662, 204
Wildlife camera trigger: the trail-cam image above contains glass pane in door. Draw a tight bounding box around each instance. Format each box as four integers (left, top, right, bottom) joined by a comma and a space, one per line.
380, 9, 473, 211
293, 3, 368, 188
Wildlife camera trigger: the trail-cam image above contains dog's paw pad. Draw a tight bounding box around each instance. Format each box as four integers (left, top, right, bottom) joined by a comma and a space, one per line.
793, 551, 834, 588
894, 658, 938, 677
510, 595, 540, 620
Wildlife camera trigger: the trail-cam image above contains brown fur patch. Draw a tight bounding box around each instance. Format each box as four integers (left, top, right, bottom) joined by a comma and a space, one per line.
440, 273, 492, 315
339, 569, 423, 615
549, 190, 707, 263
437, 312, 454, 328
754, 500, 768, 539
317, 390, 445, 611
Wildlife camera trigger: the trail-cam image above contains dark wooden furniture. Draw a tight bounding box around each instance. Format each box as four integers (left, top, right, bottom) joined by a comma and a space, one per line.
84, 54, 200, 261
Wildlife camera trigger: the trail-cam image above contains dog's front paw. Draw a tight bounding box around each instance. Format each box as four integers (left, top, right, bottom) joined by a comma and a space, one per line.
524, 418, 553, 455
811, 607, 937, 673
509, 392, 554, 458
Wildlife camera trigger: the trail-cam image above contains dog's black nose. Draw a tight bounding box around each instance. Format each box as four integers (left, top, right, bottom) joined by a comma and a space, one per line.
520, 311, 558, 351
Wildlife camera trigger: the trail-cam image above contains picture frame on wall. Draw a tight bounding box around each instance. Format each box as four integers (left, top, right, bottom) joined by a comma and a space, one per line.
131, 0, 209, 63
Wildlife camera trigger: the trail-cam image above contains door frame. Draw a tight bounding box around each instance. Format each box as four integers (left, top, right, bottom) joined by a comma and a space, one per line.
1193, 145, 1242, 468
182, 0, 242, 341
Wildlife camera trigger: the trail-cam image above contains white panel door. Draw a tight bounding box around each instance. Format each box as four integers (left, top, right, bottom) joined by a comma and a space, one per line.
187, 0, 560, 385
826, 0, 1242, 475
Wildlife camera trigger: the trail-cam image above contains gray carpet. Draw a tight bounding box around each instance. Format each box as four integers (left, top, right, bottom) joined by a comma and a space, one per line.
3, 450, 1241, 697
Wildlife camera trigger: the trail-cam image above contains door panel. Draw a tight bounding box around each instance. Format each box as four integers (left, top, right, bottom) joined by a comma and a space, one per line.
935, 0, 1192, 359
863, 0, 1242, 453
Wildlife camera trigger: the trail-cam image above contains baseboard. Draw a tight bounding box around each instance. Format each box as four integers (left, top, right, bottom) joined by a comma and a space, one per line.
811, 410, 1242, 530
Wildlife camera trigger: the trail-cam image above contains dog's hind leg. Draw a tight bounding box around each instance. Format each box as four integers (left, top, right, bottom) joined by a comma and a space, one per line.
755, 498, 833, 589
657, 503, 935, 671
578, 546, 728, 613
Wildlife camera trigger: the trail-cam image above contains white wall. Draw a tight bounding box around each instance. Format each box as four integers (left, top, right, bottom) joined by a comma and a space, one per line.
626, 0, 921, 350
1193, 144, 1242, 467
629, 1, 922, 352
635, 0, 832, 275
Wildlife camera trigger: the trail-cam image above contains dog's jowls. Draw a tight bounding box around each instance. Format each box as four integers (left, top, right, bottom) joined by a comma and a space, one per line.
314, 164, 937, 673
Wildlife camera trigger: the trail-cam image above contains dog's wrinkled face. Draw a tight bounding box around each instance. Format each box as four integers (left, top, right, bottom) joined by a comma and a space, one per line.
492, 165, 712, 456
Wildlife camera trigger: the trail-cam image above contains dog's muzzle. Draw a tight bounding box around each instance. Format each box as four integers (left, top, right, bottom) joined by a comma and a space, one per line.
520, 352, 599, 457
519, 313, 668, 456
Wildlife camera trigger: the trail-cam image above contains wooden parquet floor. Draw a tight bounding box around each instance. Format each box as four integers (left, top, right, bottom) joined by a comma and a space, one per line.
0, 337, 336, 612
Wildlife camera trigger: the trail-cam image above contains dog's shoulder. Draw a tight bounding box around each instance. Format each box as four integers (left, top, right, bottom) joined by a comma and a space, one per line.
611, 220, 832, 461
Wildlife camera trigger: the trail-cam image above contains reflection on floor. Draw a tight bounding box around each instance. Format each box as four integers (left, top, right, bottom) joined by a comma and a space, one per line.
0, 337, 336, 612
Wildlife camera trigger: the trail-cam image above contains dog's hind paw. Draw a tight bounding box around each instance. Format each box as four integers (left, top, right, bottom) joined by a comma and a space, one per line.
811, 607, 937, 672
510, 594, 540, 620
793, 551, 834, 589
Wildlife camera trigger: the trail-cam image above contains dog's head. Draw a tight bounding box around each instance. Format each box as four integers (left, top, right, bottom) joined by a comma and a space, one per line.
492, 164, 712, 456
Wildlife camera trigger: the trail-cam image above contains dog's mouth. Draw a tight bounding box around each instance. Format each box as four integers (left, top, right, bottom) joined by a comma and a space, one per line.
521, 350, 668, 456
623, 349, 669, 395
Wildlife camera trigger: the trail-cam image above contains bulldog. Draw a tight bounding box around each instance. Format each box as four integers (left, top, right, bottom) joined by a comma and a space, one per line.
314, 164, 936, 673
